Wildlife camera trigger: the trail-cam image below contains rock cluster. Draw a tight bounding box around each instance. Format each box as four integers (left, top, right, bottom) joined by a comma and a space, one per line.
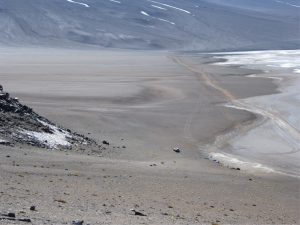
0, 85, 96, 149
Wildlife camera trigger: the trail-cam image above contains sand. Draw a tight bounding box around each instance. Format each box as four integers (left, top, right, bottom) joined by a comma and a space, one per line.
0, 47, 299, 224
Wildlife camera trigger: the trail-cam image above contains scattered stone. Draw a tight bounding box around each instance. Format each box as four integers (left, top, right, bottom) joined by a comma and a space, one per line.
19, 218, 32, 223
0, 216, 31, 223
72, 220, 84, 225
130, 209, 147, 216
102, 140, 109, 145
54, 199, 67, 204
7, 212, 16, 218
0, 139, 10, 146
173, 147, 181, 153
176, 214, 185, 219
231, 167, 241, 171
29, 206, 36, 211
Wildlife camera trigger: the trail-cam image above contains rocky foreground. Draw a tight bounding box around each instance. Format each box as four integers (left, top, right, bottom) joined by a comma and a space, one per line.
0, 86, 97, 151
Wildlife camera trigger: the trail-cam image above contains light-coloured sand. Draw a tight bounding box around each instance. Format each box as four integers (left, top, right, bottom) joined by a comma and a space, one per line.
0, 48, 299, 224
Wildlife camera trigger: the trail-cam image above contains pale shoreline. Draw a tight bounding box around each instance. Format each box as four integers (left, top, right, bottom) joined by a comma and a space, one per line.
0, 48, 299, 224
208, 50, 300, 177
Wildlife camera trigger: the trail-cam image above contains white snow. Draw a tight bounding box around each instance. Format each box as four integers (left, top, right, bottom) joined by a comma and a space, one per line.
21, 120, 71, 149
247, 74, 282, 81
213, 50, 300, 72
147, 0, 191, 14
141, 11, 150, 16
209, 152, 275, 173
275, 0, 300, 7
141, 11, 175, 25
0, 139, 9, 144
151, 4, 167, 10
157, 18, 175, 25
109, 0, 121, 3
294, 69, 300, 74
66, 0, 90, 8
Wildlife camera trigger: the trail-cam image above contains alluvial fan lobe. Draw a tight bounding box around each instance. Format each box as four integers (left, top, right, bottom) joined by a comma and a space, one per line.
0, 87, 96, 149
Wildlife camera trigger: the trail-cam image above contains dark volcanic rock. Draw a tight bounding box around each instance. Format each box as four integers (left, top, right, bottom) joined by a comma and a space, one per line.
130, 209, 147, 216
102, 140, 109, 145
7, 212, 16, 218
0, 86, 97, 150
173, 147, 181, 153
72, 220, 84, 225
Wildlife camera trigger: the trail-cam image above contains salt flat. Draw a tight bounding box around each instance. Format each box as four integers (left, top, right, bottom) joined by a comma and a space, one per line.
210, 50, 300, 177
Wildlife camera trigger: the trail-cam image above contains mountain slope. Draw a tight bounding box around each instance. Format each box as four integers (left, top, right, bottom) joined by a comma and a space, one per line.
0, 0, 299, 50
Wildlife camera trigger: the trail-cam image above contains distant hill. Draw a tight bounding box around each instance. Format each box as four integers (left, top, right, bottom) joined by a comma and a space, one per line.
0, 0, 299, 51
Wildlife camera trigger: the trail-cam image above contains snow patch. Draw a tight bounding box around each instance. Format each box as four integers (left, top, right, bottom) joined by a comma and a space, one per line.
275, 0, 300, 8
157, 18, 175, 25
247, 74, 282, 81
141, 11, 175, 25
0, 139, 9, 144
66, 0, 90, 8
147, 0, 191, 14
209, 152, 275, 173
151, 4, 167, 10
109, 0, 121, 3
141, 11, 150, 16
20, 120, 71, 149
213, 50, 300, 72
293, 69, 300, 74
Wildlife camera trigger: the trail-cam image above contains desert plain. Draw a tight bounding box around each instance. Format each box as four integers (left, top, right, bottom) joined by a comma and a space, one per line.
0, 48, 299, 224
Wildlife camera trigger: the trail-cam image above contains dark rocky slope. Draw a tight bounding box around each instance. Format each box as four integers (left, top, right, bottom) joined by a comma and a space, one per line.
0, 85, 96, 150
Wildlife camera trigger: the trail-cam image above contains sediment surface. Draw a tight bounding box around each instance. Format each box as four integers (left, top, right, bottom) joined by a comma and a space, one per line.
0, 48, 299, 224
